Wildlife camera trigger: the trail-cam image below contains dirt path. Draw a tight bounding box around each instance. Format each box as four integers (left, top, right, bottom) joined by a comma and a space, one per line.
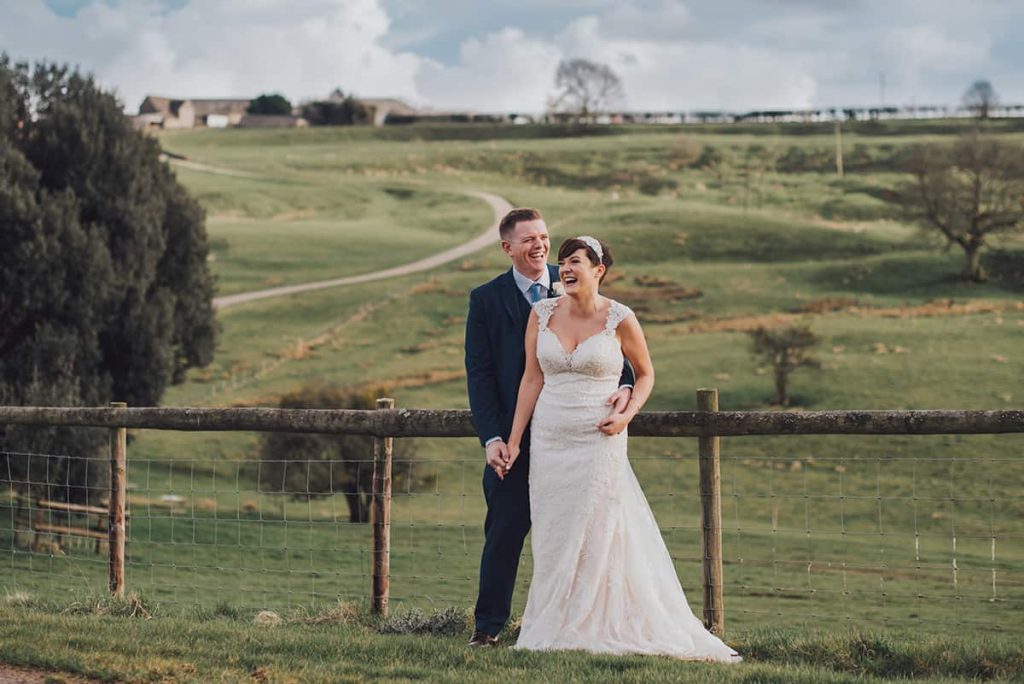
0, 663, 99, 683
164, 156, 261, 178
213, 190, 509, 310
164, 155, 510, 311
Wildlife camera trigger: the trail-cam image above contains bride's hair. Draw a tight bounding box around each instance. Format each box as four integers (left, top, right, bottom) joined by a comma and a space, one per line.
557, 237, 613, 283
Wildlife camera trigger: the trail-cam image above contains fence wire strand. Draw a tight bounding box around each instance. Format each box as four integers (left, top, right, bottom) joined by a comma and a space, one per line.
2, 433, 1022, 634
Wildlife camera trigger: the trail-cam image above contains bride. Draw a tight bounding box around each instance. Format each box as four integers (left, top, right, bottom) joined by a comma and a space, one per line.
504, 236, 741, 662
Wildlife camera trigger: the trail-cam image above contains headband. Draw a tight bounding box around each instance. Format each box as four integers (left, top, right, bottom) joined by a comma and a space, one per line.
576, 235, 604, 263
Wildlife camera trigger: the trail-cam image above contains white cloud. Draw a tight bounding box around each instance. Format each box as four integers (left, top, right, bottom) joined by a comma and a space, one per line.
415, 28, 562, 112
1, 0, 1021, 113
598, 0, 691, 42
412, 6, 820, 113
0, 0, 425, 109
882, 25, 989, 78
555, 11, 820, 110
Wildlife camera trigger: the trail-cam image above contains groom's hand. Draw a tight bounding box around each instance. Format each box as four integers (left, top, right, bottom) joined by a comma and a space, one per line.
606, 387, 632, 415
485, 440, 510, 480
597, 412, 631, 436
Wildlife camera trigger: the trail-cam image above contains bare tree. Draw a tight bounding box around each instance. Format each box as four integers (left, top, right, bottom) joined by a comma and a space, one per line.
749, 325, 821, 407
963, 80, 998, 119
549, 58, 624, 124
901, 132, 1024, 282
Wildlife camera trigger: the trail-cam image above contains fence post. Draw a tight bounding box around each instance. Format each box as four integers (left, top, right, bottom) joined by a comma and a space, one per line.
697, 388, 725, 635
371, 397, 395, 616
108, 401, 127, 598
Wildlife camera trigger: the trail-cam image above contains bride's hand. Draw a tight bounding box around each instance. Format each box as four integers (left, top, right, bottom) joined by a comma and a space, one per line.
597, 411, 631, 436
506, 441, 521, 472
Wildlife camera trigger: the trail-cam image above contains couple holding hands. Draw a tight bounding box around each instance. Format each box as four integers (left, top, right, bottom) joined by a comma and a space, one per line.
464, 208, 740, 662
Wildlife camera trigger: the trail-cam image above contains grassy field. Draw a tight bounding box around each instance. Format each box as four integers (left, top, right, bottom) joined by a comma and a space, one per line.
1, 599, 1023, 683
4, 121, 1024, 680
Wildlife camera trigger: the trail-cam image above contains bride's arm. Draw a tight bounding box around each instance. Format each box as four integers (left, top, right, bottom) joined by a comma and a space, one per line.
598, 313, 654, 435
506, 310, 543, 474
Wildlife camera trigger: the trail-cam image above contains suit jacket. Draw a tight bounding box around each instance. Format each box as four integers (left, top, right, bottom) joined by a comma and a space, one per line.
465, 265, 635, 449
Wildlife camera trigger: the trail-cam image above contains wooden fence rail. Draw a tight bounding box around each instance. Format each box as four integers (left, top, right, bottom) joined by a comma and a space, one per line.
2, 405, 1023, 437
2, 394, 1023, 630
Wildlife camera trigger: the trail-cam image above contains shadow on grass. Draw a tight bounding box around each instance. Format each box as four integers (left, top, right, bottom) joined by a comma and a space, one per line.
803, 253, 1018, 298
738, 627, 1024, 680
986, 249, 1024, 293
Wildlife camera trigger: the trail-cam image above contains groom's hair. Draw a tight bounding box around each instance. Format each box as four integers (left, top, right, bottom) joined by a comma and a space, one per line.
499, 207, 543, 241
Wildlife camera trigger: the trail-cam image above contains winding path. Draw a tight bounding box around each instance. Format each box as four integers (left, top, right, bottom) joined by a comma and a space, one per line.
165, 157, 510, 310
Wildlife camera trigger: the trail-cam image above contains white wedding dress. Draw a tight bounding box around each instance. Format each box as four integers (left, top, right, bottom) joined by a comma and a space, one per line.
515, 297, 740, 662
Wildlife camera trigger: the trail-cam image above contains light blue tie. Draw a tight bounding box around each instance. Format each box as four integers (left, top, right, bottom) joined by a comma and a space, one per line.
528, 282, 545, 304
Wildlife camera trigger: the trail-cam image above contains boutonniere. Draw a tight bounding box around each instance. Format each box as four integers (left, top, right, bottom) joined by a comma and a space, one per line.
550, 282, 565, 296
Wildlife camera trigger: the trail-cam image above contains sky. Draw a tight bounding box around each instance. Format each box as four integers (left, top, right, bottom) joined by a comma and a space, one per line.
1, 0, 1021, 114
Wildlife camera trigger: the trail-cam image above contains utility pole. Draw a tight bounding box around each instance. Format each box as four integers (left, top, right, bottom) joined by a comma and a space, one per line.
834, 118, 844, 179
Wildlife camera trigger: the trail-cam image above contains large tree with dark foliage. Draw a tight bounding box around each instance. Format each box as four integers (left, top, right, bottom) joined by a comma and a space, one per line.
300, 92, 370, 126
0, 56, 218, 503
258, 385, 431, 523
248, 93, 293, 115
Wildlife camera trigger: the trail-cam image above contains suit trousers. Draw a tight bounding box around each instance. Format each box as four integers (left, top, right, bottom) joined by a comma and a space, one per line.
474, 449, 531, 635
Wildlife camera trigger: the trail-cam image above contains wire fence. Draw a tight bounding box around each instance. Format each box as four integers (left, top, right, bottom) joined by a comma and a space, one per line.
1, 402, 1023, 636
717, 447, 1023, 632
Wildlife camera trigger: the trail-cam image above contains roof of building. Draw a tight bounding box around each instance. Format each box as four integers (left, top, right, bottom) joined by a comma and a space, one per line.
138, 95, 252, 117
189, 99, 253, 116
139, 95, 186, 116
359, 98, 418, 115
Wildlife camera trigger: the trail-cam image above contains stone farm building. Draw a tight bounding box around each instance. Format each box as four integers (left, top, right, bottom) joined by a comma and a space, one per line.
132, 94, 501, 129
133, 96, 306, 129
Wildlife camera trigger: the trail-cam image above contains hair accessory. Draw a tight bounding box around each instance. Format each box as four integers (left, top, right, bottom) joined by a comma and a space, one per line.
576, 235, 603, 262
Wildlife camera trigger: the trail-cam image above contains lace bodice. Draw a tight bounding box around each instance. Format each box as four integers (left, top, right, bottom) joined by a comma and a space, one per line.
533, 297, 631, 382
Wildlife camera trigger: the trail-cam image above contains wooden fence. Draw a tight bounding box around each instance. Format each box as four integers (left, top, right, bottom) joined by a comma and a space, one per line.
2, 392, 1022, 635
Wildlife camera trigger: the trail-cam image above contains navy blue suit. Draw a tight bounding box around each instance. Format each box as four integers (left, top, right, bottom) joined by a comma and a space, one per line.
465, 266, 634, 635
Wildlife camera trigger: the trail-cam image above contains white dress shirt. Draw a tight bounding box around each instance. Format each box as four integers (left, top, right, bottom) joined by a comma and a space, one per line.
512, 266, 551, 302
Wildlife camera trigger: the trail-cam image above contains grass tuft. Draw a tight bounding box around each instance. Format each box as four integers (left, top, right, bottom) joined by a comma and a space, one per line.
252, 610, 283, 627
3, 590, 32, 607
289, 600, 362, 626
376, 606, 471, 636
62, 592, 153, 619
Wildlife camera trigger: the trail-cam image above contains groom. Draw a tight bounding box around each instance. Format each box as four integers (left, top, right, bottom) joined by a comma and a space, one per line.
464, 207, 634, 646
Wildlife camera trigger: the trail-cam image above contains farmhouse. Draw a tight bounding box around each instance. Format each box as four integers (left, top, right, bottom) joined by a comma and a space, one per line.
133, 96, 252, 129
359, 98, 418, 126
357, 97, 503, 126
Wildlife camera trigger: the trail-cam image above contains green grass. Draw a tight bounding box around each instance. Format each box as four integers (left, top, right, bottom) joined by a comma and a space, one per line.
174, 169, 491, 296
0, 601, 1021, 683
6, 120, 1024, 678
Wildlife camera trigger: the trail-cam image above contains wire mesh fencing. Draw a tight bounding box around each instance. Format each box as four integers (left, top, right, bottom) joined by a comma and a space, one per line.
717, 443, 1023, 633
1, 403, 1022, 636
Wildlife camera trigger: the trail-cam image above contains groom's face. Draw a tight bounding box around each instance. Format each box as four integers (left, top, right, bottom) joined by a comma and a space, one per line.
502, 219, 550, 278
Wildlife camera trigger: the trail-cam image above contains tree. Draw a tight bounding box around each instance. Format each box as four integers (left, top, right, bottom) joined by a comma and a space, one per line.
900, 132, 1024, 282
0, 56, 218, 503
248, 93, 292, 115
749, 324, 821, 407
258, 384, 432, 523
549, 58, 624, 124
963, 80, 998, 119
300, 96, 370, 126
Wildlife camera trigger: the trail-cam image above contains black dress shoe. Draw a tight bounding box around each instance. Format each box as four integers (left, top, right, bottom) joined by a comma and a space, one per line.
468, 631, 499, 647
